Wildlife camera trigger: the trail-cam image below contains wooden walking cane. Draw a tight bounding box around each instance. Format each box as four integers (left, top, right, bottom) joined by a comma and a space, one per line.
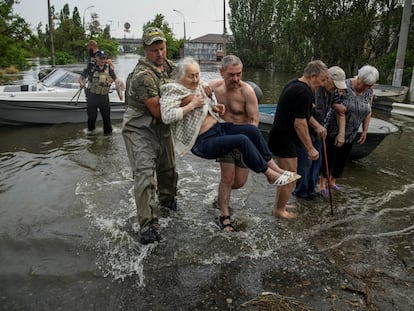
322, 136, 334, 215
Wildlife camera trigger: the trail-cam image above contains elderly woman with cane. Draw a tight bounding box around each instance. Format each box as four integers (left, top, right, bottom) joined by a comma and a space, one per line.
321, 65, 379, 195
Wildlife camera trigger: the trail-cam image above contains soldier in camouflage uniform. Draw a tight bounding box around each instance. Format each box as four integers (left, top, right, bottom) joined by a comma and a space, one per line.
122, 27, 178, 244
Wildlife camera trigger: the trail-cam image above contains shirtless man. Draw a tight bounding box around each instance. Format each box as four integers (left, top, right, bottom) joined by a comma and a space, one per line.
209, 55, 259, 232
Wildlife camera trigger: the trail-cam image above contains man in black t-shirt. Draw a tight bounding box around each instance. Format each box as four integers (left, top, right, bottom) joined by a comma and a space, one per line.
294, 66, 347, 200
268, 60, 328, 218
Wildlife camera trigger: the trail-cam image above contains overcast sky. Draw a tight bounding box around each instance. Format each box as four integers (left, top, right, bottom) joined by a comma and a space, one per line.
13, 0, 231, 40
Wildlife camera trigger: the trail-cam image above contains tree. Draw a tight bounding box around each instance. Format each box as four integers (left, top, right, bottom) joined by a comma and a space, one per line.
229, 0, 279, 68
51, 3, 85, 64
228, 0, 413, 84
0, 0, 33, 69
50, 3, 118, 64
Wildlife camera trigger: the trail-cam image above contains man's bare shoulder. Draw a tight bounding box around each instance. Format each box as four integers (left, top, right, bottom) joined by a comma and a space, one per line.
209, 79, 224, 88
240, 80, 256, 92
238, 81, 257, 100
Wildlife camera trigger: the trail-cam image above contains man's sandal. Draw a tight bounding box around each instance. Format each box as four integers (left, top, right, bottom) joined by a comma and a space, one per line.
219, 215, 235, 232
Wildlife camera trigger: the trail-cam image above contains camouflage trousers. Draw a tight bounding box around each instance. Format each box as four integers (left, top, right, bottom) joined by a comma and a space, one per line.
122, 108, 178, 232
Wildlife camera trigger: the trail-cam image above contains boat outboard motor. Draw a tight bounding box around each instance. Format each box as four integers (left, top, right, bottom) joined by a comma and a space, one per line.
246, 81, 263, 103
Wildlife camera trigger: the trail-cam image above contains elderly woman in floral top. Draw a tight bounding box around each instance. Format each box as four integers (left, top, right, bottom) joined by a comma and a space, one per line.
321, 64, 379, 195
160, 56, 300, 188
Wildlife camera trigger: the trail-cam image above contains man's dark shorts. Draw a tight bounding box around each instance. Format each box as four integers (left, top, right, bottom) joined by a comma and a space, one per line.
269, 131, 301, 158
216, 149, 248, 168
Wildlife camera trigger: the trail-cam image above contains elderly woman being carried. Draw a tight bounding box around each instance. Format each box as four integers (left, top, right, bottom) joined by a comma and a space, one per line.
160, 56, 300, 186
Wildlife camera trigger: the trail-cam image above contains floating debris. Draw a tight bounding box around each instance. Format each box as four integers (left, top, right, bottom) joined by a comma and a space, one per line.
241, 292, 313, 310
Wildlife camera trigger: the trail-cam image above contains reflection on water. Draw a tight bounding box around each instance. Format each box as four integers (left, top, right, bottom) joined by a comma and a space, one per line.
0, 56, 413, 310
243, 67, 296, 104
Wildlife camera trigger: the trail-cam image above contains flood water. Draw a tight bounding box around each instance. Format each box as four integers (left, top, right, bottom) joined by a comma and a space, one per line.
0, 55, 413, 310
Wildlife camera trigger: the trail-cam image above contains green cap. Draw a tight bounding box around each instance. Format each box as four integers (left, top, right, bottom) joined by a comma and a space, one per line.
142, 27, 166, 45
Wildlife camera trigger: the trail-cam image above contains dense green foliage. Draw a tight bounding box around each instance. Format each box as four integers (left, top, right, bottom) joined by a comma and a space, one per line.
1, 0, 412, 85
0, 0, 33, 69
228, 0, 414, 85
47, 3, 119, 65
1, 1, 183, 71
0, 0, 120, 69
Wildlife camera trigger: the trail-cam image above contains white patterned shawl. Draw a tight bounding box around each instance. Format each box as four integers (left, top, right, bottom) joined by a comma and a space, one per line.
160, 82, 218, 156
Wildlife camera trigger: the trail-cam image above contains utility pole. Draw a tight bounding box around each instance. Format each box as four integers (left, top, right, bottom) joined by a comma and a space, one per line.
47, 0, 55, 67
173, 9, 186, 41
392, 0, 411, 87
223, 0, 227, 56
83, 5, 95, 33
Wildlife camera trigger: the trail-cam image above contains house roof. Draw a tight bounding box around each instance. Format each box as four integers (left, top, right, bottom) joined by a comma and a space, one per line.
189, 34, 227, 44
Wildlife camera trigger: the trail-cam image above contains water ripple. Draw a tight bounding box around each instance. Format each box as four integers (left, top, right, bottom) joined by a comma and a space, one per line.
369, 183, 414, 208
321, 224, 414, 252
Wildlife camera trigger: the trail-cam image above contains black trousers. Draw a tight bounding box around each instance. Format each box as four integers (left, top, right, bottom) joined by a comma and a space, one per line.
86, 90, 112, 134
322, 135, 353, 178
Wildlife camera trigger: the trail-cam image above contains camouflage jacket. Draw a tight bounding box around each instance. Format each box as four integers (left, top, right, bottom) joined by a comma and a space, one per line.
125, 57, 176, 114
